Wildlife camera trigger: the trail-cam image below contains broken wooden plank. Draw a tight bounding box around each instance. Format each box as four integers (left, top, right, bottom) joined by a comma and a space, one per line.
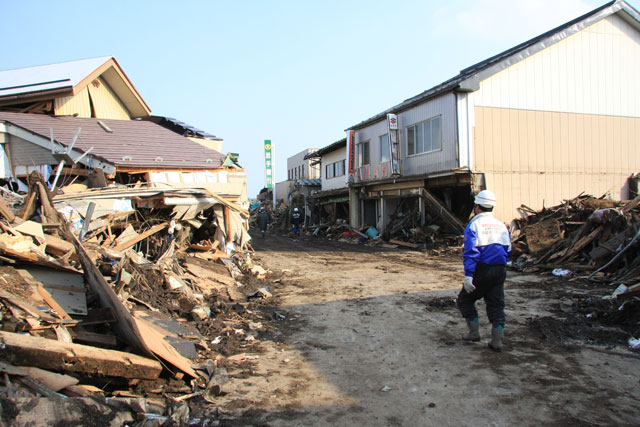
113, 222, 168, 252
0, 197, 15, 222
20, 192, 36, 220
389, 239, 420, 249
18, 366, 79, 392
0, 330, 162, 379
37, 283, 73, 321
183, 262, 236, 287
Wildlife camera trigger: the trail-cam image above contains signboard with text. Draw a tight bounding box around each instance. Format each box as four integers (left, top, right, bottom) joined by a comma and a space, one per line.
264, 139, 273, 188
347, 130, 356, 174
387, 114, 400, 176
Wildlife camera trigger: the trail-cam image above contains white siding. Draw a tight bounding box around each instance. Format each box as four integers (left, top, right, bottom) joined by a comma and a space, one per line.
321, 147, 347, 191
475, 15, 640, 118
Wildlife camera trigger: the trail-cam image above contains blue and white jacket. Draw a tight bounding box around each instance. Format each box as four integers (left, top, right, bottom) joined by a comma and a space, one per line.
463, 212, 511, 277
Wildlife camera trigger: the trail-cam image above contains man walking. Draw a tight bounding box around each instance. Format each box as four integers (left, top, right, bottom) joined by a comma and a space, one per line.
257, 207, 269, 238
457, 190, 511, 351
291, 207, 301, 235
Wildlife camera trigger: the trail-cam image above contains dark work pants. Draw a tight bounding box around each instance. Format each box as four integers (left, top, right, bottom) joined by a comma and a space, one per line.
457, 263, 506, 327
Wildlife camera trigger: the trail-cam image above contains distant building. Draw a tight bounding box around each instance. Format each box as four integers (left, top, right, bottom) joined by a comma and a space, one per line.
305, 139, 348, 224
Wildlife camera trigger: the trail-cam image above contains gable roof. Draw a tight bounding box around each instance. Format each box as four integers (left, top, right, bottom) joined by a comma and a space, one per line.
305, 138, 346, 159
0, 111, 226, 170
0, 57, 151, 117
347, 0, 640, 130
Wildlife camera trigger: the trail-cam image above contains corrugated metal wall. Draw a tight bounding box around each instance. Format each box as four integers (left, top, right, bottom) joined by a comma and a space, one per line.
87, 77, 131, 120
399, 92, 458, 175
8, 134, 57, 166
354, 92, 458, 183
475, 107, 640, 221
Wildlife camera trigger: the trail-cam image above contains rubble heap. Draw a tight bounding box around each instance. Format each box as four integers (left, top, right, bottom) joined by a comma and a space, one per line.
0, 172, 271, 425
511, 193, 640, 337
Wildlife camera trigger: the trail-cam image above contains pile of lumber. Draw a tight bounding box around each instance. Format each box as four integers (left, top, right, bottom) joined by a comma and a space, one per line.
0, 172, 270, 425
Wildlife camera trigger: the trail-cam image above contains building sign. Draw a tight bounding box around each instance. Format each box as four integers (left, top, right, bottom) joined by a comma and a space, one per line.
387, 114, 400, 176
387, 113, 398, 130
264, 139, 273, 188
347, 130, 356, 174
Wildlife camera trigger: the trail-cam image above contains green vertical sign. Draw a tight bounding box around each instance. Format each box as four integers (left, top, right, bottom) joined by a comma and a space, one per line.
264, 140, 273, 188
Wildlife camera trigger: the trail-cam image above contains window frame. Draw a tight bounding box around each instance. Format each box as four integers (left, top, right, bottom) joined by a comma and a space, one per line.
406, 115, 442, 157
357, 140, 370, 167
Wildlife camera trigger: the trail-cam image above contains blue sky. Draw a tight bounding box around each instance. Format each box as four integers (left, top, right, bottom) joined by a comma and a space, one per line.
1, 0, 635, 197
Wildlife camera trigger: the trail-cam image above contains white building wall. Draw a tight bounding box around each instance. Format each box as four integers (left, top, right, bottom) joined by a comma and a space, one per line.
286, 148, 320, 180
321, 147, 347, 191
474, 15, 640, 118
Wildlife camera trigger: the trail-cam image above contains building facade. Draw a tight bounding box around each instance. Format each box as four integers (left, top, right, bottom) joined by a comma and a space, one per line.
347, 0, 640, 231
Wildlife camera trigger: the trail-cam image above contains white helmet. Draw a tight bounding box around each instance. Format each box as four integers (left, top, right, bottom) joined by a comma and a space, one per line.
294, 208, 299, 212
475, 190, 496, 208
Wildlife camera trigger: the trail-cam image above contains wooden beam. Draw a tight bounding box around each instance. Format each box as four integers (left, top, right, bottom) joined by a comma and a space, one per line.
224, 206, 232, 242
113, 222, 168, 252
420, 188, 465, 234
0, 330, 162, 379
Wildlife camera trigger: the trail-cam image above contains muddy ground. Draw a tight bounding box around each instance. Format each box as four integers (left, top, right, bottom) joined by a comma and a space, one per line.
210, 230, 640, 426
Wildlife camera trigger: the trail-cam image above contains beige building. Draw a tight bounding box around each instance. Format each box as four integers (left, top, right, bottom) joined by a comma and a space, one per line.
347, 0, 640, 229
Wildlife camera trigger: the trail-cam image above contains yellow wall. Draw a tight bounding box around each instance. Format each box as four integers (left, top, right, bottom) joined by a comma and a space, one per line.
474, 106, 640, 222
87, 77, 131, 120
53, 78, 131, 120
54, 87, 92, 117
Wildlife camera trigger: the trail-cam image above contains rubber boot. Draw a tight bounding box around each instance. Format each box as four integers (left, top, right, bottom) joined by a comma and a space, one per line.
488, 325, 504, 351
463, 318, 480, 342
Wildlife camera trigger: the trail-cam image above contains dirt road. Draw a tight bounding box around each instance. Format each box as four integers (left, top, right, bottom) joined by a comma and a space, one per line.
215, 232, 640, 426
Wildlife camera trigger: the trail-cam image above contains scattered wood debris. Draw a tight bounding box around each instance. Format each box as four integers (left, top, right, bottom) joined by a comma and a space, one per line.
0, 171, 272, 425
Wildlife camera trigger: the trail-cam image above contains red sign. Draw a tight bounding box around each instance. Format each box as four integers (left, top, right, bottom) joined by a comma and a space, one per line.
347, 130, 356, 174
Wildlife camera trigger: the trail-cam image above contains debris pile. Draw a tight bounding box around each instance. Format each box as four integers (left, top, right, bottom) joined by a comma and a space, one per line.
0, 172, 272, 425
510, 194, 640, 279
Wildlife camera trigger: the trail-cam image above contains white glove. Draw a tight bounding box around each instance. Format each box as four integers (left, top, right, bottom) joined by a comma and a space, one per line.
463, 276, 476, 293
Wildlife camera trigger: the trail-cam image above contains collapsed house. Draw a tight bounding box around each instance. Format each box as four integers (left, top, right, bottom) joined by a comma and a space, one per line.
0, 171, 266, 425
344, 0, 640, 232
0, 56, 248, 207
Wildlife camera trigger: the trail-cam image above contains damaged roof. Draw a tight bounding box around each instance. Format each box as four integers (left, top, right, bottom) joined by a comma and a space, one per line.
0, 57, 151, 118
347, 0, 640, 130
143, 116, 222, 141
0, 111, 227, 170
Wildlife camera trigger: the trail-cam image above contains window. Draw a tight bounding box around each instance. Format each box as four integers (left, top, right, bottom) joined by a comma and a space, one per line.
357, 140, 370, 166
326, 163, 334, 179
379, 134, 390, 162
406, 116, 442, 156
325, 160, 346, 179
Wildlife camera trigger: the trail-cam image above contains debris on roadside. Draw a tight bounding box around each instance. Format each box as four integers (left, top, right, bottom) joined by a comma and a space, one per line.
0, 172, 273, 425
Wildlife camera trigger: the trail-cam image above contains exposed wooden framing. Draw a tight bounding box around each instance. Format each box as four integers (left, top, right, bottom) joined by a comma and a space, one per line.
0, 330, 162, 379
419, 188, 465, 234
60, 167, 90, 177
